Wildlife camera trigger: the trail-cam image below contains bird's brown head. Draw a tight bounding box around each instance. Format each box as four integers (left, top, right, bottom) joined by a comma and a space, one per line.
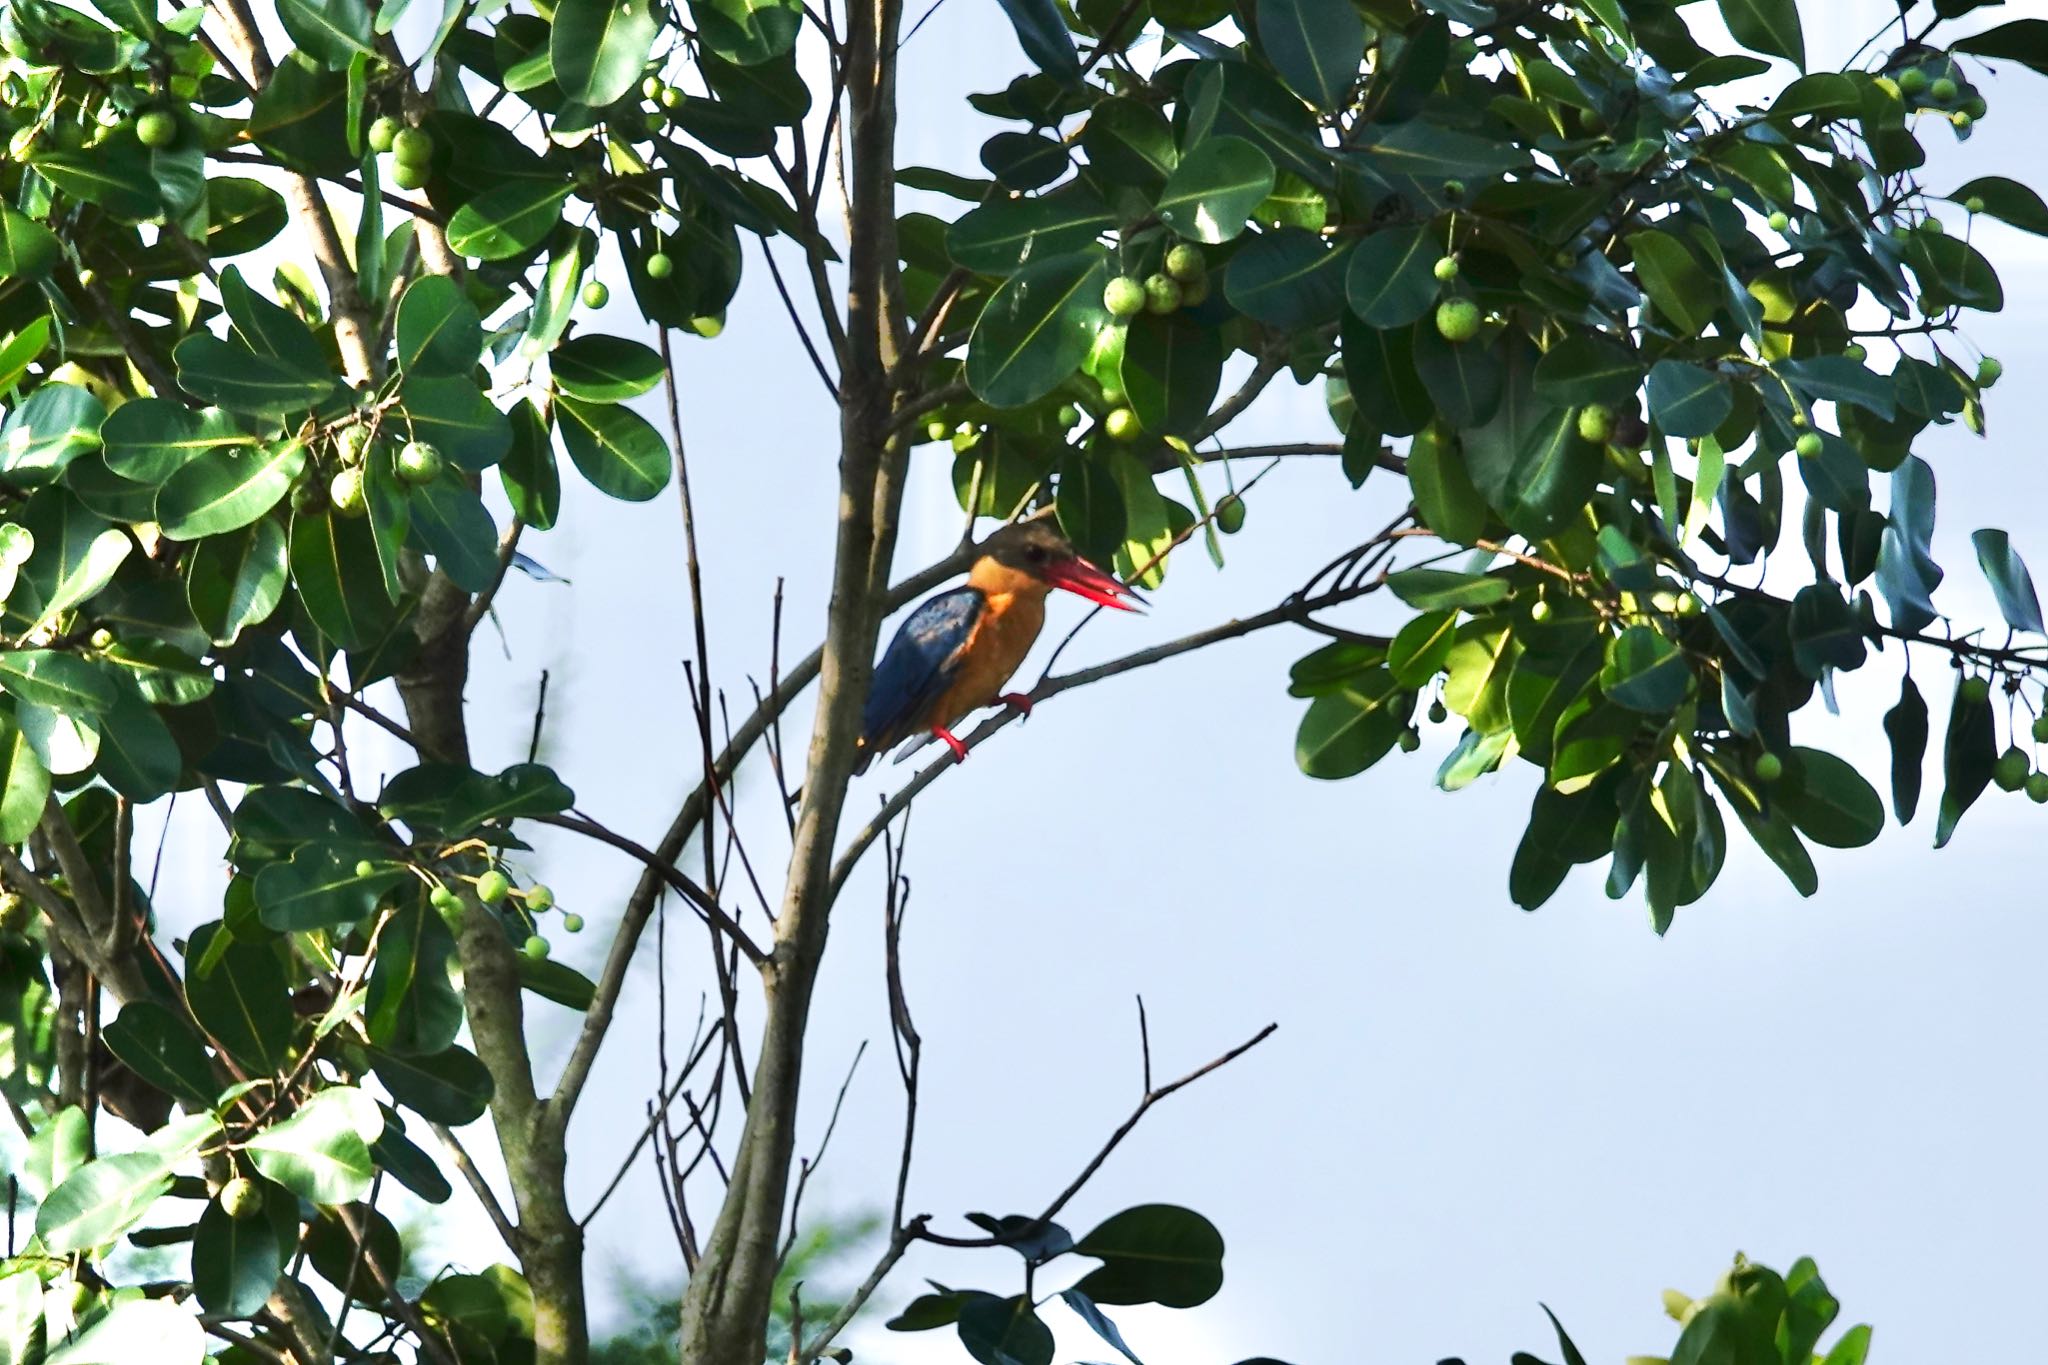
976, 521, 1145, 611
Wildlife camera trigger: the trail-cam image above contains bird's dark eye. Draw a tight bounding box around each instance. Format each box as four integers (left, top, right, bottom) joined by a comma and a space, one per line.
1026, 545, 1047, 562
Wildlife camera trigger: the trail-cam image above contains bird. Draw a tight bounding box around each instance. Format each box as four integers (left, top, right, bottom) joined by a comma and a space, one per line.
856, 520, 1144, 772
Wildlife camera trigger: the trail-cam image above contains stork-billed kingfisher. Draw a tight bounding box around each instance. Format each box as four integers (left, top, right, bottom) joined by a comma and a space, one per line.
856, 521, 1143, 771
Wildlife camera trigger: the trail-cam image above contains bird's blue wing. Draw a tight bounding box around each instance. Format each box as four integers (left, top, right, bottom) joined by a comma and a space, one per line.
861, 587, 984, 751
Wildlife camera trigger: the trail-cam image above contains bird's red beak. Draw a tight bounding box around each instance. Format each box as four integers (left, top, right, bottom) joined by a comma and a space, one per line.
1044, 555, 1146, 611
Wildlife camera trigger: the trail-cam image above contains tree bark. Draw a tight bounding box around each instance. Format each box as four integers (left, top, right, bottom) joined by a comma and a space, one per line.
674, 0, 904, 1359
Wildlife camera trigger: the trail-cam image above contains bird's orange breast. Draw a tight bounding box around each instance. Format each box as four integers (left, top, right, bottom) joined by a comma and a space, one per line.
922, 581, 1046, 731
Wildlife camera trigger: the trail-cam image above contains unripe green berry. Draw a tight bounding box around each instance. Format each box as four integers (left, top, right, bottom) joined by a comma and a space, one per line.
431, 886, 461, 913
1963, 96, 1988, 120
1898, 68, 1928, 95
526, 884, 554, 911
1105, 407, 1141, 442
1965, 195, 1986, 215
1432, 255, 1460, 283
1713, 184, 1733, 201
1842, 343, 1867, 362
1951, 110, 1973, 130
690, 314, 723, 338
1057, 404, 1081, 428
561, 913, 585, 933
367, 116, 401, 154
1164, 244, 1206, 282
1214, 493, 1245, 535
645, 252, 674, 280
134, 110, 177, 148
522, 934, 550, 959
390, 127, 432, 166
476, 870, 510, 904
1442, 179, 1465, 200
1930, 76, 1958, 103
1103, 275, 1146, 318
1427, 698, 1448, 724
1978, 356, 2003, 387
581, 280, 609, 308
1435, 298, 1481, 343
329, 467, 367, 517
1142, 273, 1181, 314
1178, 275, 1210, 307
1961, 676, 1992, 705
353, 859, 376, 879
1529, 600, 1553, 623
1397, 727, 1421, 753
89, 627, 113, 650
1795, 432, 1824, 459
641, 76, 663, 100
1577, 405, 1612, 444
391, 157, 430, 191
1754, 752, 1783, 783
1994, 745, 2030, 792
924, 418, 949, 442
396, 440, 444, 486
219, 1177, 262, 1221
1767, 210, 1790, 232
2028, 772, 2048, 804
2032, 713, 2048, 744
659, 85, 682, 110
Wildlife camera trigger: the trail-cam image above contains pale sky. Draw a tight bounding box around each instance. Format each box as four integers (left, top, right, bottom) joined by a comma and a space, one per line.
109, 1, 2048, 1361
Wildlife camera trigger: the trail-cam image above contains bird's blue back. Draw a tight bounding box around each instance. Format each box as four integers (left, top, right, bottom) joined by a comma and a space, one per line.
861, 587, 985, 751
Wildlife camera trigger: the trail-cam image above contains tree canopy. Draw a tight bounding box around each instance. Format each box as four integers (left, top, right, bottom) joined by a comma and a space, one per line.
0, 0, 2041, 1361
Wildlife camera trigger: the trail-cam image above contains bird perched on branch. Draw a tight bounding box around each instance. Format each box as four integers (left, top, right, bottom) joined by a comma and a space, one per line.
856, 521, 1144, 771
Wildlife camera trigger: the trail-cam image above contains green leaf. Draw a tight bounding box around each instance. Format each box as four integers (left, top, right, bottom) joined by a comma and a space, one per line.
1970, 528, 2043, 634
966, 252, 1109, 408
1601, 626, 1690, 712
278, 0, 375, 68
516, 953, 598, 1010
91, 686, 181, 800
245, 1087, 382, 1205
551, 0, 660, 106
1646, 360, 1731, 438
28, 147, 159, 221
1342, 319, 1432, 437
445, 180, 573, 261
410, 476, 499, 592
1883, 675, 1927, 824
397, 375, 512, 470
186, 518, 290, 646
1387, 567, 1508, 611
500, 399, 561, 531
520, 231, 591, 361
1406, 426, 1486, 546
101, 400, 261, 484
555, 394, 671, 501
1349, 117, 1528, 186
1532, 334, 1643, 407
1344, 225, 1439, 330
154, 439, 306, 541
396, 275, 484, 377
1949, 175, 2048, 236
0, 319, 51, 394
369, 1044, 493, 1125
1936, 672, 1996, 847
0, 206, 62, 280
1788, 583, 1866, 677
0, 710, 50, 844
1905, 232, 2002, 312
551, 334, 665, 403
1953, 18, 2048, 77
366, 899, 462, 1055
0, 652, 116, 715
1630, 230, 1716, 336
1295, 668, 1405, 779
1120, 314, 1222, 437
36, 1114, 219, 1254
1412, 324, 1504, 429
192, 1179, 292, 1315
1223, 229, 1349, 330
1716, 0, 1803, 68
1777, 747, 1883, 849
173, 335, 337, 419
101, 1000, 217, 1108
289, 509, 396, 652
24, 1108, 89, 1200
1156, 137, 1274, 244
1256, 0, 1362, 109
247, 56, 352, 176
44, 1297, 204, 1365
1072, 1204, 1225, 1309
186, 921, 293, 1072
1776, 356, 1896, 421
690, 0, 801, 65
946, 188, 1114, 273
253, 841, 406, 931
958, 1295, 1054, 1365
16, 489, 131, 626
378, 760, 575, 835
1, 383, 103, 486
1502, 407, 1599, 539
991, 0, 1078, 82
1081, 97, 1177, 195
373, 1114, 453, 1204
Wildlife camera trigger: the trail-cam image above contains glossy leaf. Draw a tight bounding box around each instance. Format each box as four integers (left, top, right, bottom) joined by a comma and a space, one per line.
556, 395, 671, 501
186, 921, 293, 1073
1156, 137, 1274, 244
445, 180, 573, 261
551, 0, 661, 106
192, 1180, 292, 1315
1631, 230, 1716, 336
966, 252, 1109, 408
1970, 528, 2043, 634
1257, 0, 1362, 110
1716, 0, 1804, 68
398, 376, 513, 471
1646, 360, 1732, 438
1295, 668, 1405, 779
186, 518, 290, 646
0, 384, 103, 486
155, 439, 306, 541
1602, 626, 1690, 712
1935, 674, 1996, 848
551, 335, 665, 403
290, 509, 396, 652
369, 1044, 494, 1125
244, 1087, 382, 1205
1777, 747, 1884, 848
396, 275, 484, 377
991, 0, 1078, 83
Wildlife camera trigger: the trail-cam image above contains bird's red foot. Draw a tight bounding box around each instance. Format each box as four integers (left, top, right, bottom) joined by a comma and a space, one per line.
999, 692, 1033, 719
932, 726, 970, 762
